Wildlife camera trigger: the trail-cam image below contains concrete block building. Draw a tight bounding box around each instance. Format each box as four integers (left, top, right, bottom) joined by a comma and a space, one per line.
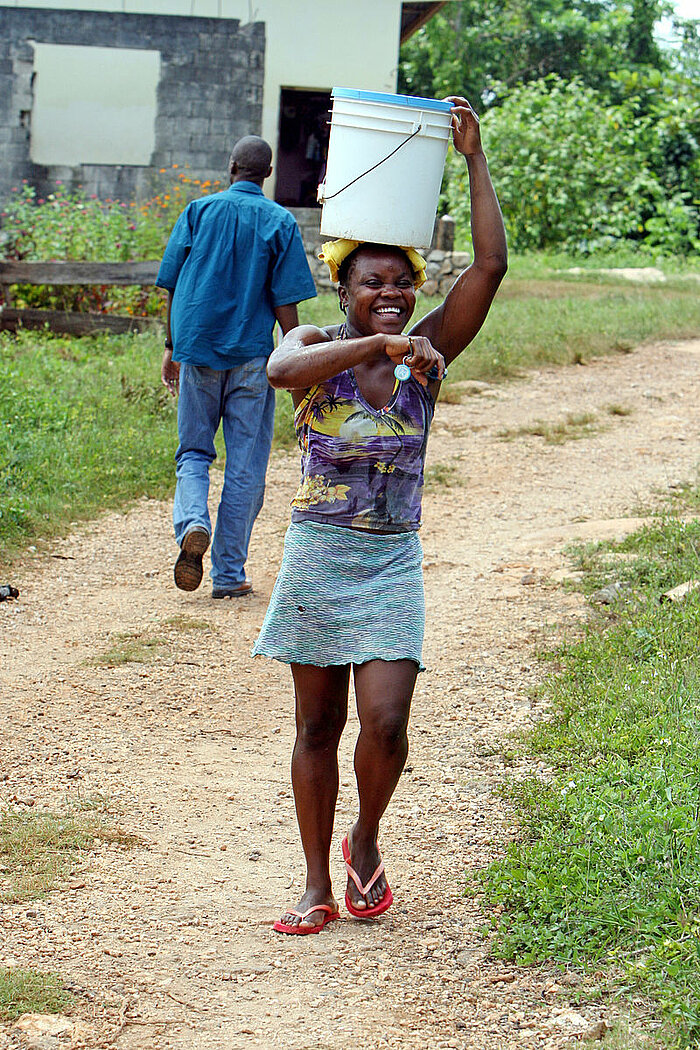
0, 1, 445, 207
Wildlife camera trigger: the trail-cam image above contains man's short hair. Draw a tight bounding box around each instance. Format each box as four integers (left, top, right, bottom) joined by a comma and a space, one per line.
228, 136, 272, 180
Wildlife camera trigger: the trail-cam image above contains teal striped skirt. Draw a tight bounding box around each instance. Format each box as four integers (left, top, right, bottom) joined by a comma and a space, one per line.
252, 521, 425, 668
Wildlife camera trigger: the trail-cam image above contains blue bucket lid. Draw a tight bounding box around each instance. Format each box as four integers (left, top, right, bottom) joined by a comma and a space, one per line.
331, 87, 453, 113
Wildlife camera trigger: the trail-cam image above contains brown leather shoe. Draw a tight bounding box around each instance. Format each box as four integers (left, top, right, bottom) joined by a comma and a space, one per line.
174, 527, 210, 592
211, 579, 253, 599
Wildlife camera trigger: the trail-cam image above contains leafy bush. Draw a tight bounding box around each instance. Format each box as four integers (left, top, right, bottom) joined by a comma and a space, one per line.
399, 0, 679, 109
446, 75, 700, 256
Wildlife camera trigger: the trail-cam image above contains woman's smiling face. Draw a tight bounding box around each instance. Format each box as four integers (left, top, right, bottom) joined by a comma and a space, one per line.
340, 246, 416, 337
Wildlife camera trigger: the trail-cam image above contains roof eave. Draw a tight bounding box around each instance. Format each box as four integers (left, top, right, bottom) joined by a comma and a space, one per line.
400, 2, 448, 44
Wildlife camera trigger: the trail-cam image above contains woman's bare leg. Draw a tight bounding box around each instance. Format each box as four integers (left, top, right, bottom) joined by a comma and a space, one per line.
347, 658, 417, 911
277, 662, 350, 930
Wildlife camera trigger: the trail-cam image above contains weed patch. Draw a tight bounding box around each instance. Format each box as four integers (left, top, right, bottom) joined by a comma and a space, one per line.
93, 632, 166, 666
162, 614, 212, 632
436, 384, 466, 404
91, 615, 213, 666
0, 805, 138, 904
424, 462, 464, 490
0, 967, 74, 1022
499, 411, 599, 444
606, 403, 634, 418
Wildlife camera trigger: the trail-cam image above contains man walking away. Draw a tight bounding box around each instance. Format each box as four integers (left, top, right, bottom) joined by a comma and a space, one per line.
157, 136, 317, 597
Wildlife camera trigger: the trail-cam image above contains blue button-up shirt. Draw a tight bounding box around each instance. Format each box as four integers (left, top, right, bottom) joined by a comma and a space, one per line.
156, 181, 317, 369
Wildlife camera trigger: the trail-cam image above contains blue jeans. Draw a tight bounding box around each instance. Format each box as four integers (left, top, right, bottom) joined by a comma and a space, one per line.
173, 360, 276, 588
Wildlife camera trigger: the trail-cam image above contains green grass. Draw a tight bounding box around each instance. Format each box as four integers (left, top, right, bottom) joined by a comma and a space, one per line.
1, 254, 698, 565
447, 280, 700, 383
0, 967, 74, 1022
0, 804, 139, 904
0, 328, 177, 562
503, 249, 700, 279
273, 387, 297, 449
478, 512, 700, 1048
585, 1021, 657, 1050
0, 803, 139, 1023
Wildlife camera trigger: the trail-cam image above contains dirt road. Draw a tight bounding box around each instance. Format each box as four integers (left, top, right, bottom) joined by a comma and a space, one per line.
2, 339, 699, 1050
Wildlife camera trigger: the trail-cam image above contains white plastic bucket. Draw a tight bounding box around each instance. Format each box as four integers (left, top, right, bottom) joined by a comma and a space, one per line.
318, 87, 453, 249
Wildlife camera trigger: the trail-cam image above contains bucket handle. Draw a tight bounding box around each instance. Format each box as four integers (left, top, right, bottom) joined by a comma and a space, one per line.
319, 123, 423, 203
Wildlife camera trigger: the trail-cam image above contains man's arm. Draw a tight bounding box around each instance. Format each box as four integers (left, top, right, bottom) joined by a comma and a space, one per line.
274, 302, 300, 336
161, 291, 180, 397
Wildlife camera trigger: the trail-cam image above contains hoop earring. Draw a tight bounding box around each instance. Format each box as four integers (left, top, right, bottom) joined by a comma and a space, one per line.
340, 300, 347, 314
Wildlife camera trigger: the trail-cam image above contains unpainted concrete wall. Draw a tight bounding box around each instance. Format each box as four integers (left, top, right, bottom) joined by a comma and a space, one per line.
0, 6, 264, 203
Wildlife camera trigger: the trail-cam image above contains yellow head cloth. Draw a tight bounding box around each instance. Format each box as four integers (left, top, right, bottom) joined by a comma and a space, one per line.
318, 238, 427, 290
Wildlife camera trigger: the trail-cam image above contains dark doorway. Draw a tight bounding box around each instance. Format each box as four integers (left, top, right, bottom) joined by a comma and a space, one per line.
274, 88, 331, 207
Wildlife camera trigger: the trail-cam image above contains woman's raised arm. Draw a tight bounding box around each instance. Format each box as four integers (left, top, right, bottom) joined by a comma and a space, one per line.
412, 97, 507, 365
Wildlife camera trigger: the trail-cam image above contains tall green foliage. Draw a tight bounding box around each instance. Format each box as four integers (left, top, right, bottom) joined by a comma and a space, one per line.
401, 0, 699, 257
445, 76, 700, 255
399, 0, 675, 108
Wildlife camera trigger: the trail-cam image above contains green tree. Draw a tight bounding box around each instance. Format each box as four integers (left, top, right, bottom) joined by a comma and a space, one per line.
399, 0, 674, 108
666, 11, 700, 81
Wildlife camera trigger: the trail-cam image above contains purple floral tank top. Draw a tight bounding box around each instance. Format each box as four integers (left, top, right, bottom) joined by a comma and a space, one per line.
291, 368, 435, 532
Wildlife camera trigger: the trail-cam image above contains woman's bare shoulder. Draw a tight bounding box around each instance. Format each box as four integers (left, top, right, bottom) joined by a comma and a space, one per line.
284, 324, 335, 346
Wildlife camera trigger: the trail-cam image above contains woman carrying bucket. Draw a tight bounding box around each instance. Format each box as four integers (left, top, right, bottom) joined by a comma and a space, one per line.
253, 96, 507, 933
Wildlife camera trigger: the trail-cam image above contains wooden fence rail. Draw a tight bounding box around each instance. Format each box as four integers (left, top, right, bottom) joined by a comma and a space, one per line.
0, 260, 162, 337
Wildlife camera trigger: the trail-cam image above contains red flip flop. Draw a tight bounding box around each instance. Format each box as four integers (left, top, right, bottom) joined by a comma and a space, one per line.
342, 835, 394, 919
273, 904, 340, 935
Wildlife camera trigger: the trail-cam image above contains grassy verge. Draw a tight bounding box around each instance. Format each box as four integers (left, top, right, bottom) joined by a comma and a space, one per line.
447, 276, 700, 382
1, 257, 699, 564
0, 328, 176, 562
479, 510, 700, 1047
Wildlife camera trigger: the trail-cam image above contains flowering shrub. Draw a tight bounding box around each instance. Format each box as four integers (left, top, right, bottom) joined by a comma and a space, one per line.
0, 167, 223, 315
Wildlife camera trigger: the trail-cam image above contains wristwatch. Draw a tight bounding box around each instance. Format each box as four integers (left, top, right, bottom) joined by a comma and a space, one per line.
164, 338, 173, 350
